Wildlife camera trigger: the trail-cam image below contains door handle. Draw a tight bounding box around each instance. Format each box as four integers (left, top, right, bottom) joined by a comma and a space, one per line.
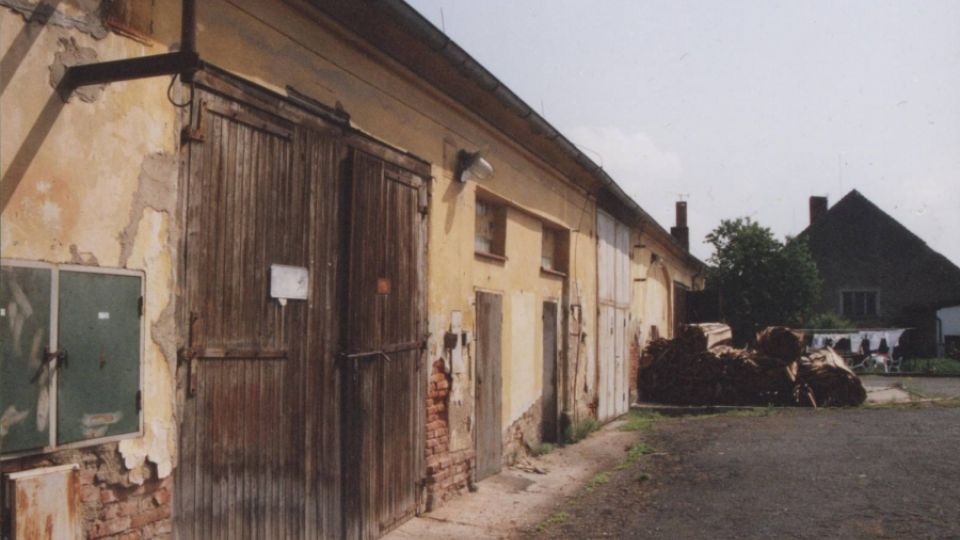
45, 347, 68, 368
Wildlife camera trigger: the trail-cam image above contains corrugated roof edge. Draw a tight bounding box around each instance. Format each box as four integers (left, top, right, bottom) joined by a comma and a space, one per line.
375, 0, 704, 270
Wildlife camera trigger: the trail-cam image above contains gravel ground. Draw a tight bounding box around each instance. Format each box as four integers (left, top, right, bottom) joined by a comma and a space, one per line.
532, 404, 960, 539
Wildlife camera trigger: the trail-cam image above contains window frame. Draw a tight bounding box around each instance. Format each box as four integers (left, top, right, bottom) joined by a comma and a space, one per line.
1, 259, 145, 460
840, 289, 879, 318
474, 197, 507, 261
540, 225, 569, 276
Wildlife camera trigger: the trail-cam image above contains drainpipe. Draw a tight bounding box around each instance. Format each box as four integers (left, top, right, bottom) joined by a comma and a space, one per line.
63, 0, 199, 88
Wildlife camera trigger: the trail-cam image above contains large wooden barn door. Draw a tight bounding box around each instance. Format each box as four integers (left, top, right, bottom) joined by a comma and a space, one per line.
341, 150, 426, 540
177, 91, 310, 539
597, 211, 631, 422
177, 74, 427, 539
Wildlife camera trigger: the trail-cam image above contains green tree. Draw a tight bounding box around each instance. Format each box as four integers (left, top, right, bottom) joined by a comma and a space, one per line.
806, 312, 855, 330
705, 218, 822, 345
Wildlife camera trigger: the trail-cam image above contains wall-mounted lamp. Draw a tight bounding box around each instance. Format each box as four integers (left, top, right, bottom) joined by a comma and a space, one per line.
456, 150, 494, 183
634, 253, 665, 283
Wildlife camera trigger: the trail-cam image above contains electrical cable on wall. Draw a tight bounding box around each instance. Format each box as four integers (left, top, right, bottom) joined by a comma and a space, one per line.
167, 73, 194, 108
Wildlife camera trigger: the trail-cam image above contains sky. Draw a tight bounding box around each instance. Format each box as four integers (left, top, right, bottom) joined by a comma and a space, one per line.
405, 0, 960, 264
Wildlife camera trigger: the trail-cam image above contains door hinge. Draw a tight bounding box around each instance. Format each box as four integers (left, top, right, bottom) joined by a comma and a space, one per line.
138, 296, 144, 317
418, 185, 430, 215
180, 98, 206, 143
179, 347, 201, 397
135, 390, 142, 412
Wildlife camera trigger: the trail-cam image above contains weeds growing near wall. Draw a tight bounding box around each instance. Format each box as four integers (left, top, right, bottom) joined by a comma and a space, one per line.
562, 417, 600, 444
618, 410, 664, 431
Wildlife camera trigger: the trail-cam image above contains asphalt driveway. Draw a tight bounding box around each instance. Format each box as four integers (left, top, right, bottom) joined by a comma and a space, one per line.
535, 404, 960, 539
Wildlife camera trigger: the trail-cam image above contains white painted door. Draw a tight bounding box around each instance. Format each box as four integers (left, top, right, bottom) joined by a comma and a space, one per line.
597, 211, 631, 421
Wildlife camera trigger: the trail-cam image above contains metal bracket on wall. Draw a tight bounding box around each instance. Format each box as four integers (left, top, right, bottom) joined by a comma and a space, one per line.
181, 98, 206, 143
61, 0, 199, 89
62, 51, 201, 89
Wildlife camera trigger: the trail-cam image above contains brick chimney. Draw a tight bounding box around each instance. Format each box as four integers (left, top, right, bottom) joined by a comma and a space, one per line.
809, 196, 828, 225
670, 201, 689, 251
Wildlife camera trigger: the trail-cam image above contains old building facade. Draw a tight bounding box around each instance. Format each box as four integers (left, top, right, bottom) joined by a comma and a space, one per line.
1, 1, 701, 538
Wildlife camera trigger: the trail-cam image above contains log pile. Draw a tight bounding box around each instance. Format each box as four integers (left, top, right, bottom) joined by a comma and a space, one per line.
638, 324, 866, 407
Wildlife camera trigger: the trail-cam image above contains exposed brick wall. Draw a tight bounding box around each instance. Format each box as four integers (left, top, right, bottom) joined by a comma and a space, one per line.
1, 442, 171, 539
629, 334, 642, 404
502, 398, 543, 465
424, 359, 475, 510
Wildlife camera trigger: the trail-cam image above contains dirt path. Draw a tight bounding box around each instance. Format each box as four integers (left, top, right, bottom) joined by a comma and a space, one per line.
532, 405, 960, 539
386, 419, 641, 539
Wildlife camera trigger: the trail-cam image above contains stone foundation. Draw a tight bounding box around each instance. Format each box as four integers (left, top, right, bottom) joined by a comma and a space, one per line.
0, 442, 171, 539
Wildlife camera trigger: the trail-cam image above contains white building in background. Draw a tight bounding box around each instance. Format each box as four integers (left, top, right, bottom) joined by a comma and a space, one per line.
937, 305, 960, 357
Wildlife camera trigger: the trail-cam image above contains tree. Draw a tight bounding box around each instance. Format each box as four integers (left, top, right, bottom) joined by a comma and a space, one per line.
806, 312, 855, 330
705, 218, 822, 345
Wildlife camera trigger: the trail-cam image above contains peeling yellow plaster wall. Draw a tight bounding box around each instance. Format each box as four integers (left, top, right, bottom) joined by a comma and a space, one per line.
118, 208, 176, 479
631, 231, 703, 347
196, 0, 602, 440
1, 8, 178, 479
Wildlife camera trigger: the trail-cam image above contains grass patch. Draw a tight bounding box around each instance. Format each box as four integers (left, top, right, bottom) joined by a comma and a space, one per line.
585, 472, 610, 492
563, 417, 600, 444
723, 406, 778, 418
626, 442, 656, 461
531, 442, 556, 457
618, 410, 664, 432
903, 358, 960, 375
682, 406, 780, 422
615, 442, 656, 470
533, 511, 570, 533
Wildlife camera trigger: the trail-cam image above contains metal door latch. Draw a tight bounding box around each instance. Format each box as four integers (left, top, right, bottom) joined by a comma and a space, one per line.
32, 348, 68, 382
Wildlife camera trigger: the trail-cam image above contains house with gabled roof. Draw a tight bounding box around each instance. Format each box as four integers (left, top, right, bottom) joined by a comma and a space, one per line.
799, 190, 960, 357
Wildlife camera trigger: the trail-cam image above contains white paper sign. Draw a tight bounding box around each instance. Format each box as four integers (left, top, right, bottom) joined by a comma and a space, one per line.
270, 264, 309, 302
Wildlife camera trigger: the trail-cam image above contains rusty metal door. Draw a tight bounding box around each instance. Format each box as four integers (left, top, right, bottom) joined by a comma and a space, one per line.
340, 150, 426, 540
177, 91, 315, 539
541, 301, 559, 443
475, 291, 503, 481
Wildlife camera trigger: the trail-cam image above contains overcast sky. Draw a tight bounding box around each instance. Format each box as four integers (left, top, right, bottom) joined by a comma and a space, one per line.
406, 0, 960, 264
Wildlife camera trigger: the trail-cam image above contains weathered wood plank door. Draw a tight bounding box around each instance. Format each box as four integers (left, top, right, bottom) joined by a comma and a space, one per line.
541, 301, 559, 442
597, 211, 631, 421
475, 291, 503, 480
341, 150, 426, 540
177, 91, 311, 539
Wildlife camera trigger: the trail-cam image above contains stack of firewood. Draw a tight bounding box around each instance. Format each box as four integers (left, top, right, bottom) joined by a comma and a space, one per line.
638, 324, 866, 407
